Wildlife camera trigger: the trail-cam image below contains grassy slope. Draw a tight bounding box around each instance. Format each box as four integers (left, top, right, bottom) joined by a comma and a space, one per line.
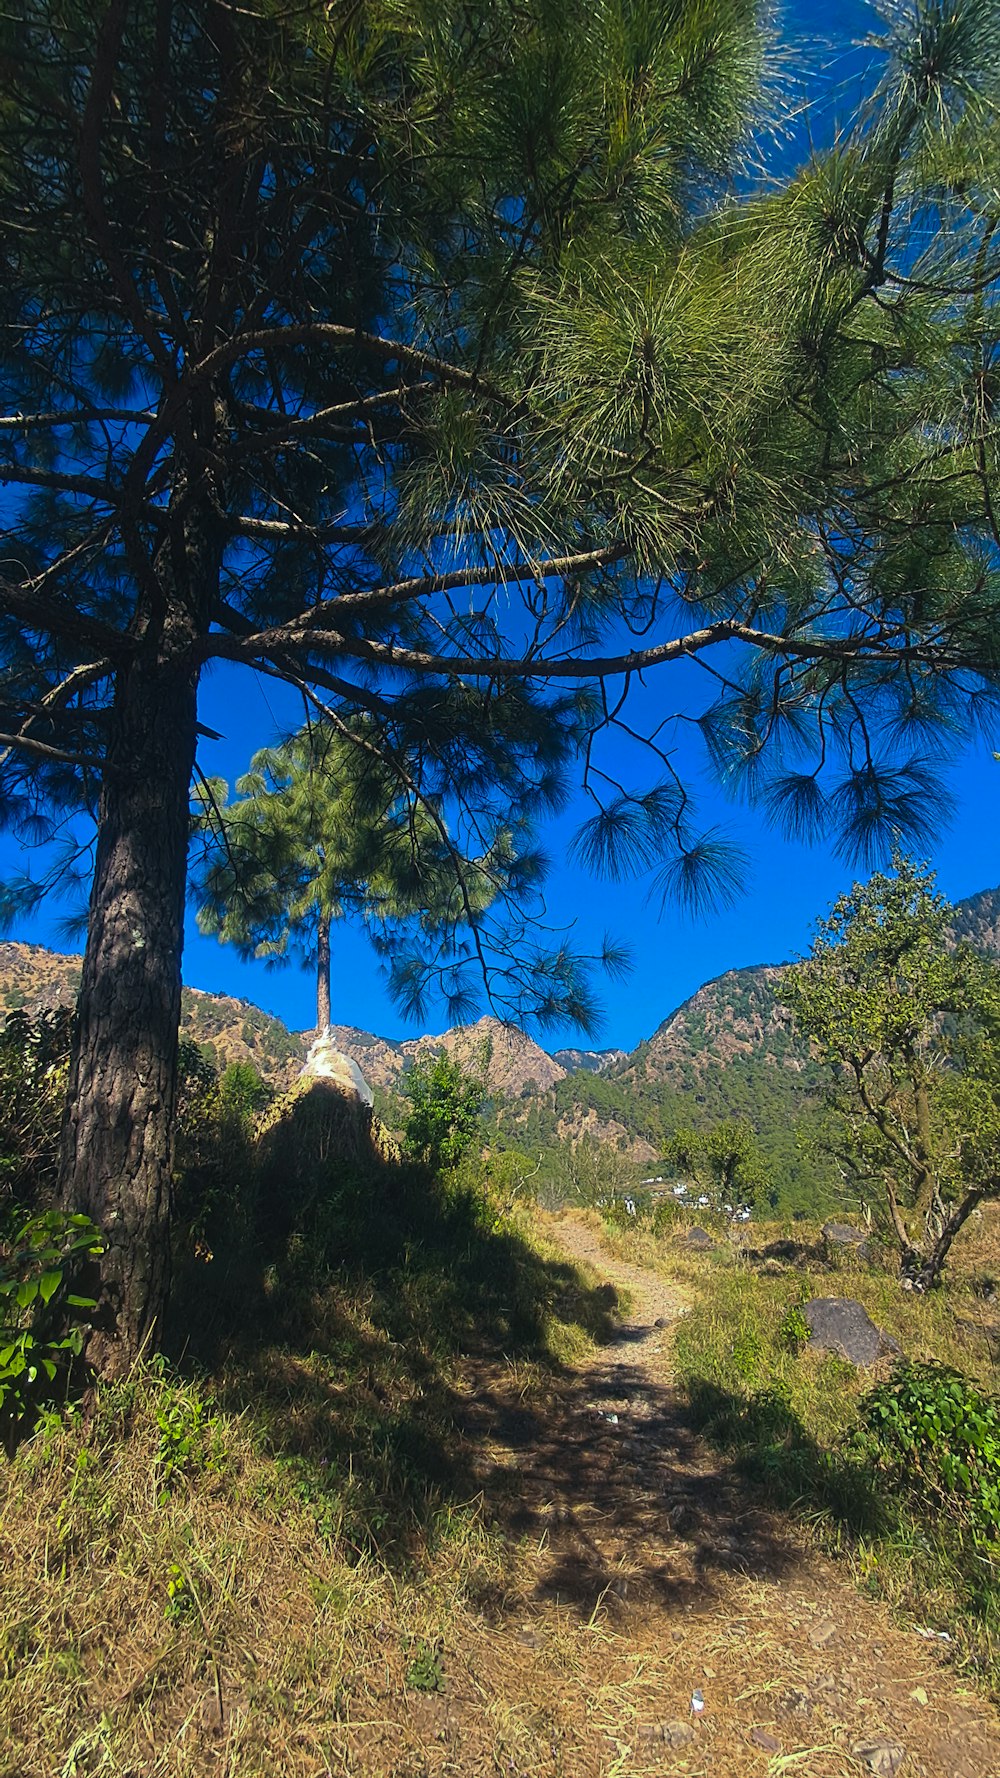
0, 1157, 619, 1777
5, 1188, 1000, 1772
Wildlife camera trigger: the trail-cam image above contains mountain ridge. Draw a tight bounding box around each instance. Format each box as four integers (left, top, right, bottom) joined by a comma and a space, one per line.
2, 884, 997, 1141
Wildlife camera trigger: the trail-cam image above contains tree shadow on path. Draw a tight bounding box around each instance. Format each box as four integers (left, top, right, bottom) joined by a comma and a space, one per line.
458, 1308, 805, 1623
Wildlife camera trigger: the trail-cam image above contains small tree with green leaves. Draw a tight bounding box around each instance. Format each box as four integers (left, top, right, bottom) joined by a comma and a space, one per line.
667, 1120, 771, 1216
403, 1046, 491, 1173
784, 859, 1000, 1288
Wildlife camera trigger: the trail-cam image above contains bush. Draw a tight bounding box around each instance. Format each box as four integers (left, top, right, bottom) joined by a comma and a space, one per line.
0, 1006, 73, 1213
403, 1047, 489, 1171
0, 1207, 103, 1451
859, 1363, 1000, 1544
172, 1040, 259, 1242
219, 1061, 272, 1118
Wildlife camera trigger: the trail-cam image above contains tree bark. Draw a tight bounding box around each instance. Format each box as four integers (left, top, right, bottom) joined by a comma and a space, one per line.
58, 650, 200, 1376
317, 912, 331, 1032
908, 1187, 987, 1291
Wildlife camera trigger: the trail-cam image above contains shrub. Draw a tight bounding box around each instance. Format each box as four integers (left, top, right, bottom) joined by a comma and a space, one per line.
859, 1363, 1000, 1544
403, 1047, 489, 1171
0, 1208, 103, 1451
219, 1061, 272, 1118
172, 1040, 258, 1240
0, 1006, 73, 1213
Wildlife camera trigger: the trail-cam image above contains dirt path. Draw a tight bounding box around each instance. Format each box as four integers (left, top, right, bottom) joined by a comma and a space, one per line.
551, 1208, 689, 1332
433, 1213, 1000, 1778
345, 1212, 1000, 1777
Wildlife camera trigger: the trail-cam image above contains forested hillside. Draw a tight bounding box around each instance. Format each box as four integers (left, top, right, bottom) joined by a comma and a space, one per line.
499, 887, 1000, 1214
4, 880, 998, 1217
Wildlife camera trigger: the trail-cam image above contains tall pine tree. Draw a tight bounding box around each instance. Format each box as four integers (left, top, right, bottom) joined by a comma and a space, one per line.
191, 721, 536, 1033
2, 1, 999, 1366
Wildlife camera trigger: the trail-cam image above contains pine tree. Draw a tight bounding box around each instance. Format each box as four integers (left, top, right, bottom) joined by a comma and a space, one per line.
191, 722, 525, 1033
2, 1, 999, 1367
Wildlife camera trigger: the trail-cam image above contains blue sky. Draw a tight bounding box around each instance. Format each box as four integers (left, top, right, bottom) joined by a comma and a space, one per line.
7, 0, 997, 1052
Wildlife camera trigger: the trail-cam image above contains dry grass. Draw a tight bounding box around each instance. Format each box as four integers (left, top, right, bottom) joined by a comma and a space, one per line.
5, 1194, 1000, 1777
7, 1340, 998, 1778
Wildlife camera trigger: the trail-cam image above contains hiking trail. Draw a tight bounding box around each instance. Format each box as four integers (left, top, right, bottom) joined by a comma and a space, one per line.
387, 1211, 1000, 1778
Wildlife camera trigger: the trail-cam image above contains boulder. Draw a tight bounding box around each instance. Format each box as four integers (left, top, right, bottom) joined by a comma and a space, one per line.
680, 1225, 716, 1250
822, 1221, 873, 1262
804, 1298, 901, 1366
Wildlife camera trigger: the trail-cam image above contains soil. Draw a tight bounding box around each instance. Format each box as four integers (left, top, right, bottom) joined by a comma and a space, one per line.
348, 1211, 1000, 1778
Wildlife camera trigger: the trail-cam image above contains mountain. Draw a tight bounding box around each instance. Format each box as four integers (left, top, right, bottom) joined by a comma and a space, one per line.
5, 881, 999, 1214
621, 965, 805, 1085
0, 943, 308, 1087
551, 1046, 628, 1075
329, 1015, 567, 1099
951, 885, 1000, 953
0, 946, 564, 1100
497, 884, 1000, 1211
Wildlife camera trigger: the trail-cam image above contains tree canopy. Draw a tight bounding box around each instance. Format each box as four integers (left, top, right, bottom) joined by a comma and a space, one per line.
191, 721, 539, 1030
667, 1118, 771, 1215
403, 1045, 491, 1173
784, 857, 1000, 1286
3, 0, 1000, 1365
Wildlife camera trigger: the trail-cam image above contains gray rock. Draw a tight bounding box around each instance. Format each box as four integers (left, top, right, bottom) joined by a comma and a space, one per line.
823, 1221, 873, 1261
852, 1739, 906, 1776
680, 1225, 716, 1250
804, 1298, 902, 1366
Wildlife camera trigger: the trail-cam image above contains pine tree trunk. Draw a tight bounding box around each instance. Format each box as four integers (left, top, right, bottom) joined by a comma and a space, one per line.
58, 652, 200, 1376
317, 914, 331, 1032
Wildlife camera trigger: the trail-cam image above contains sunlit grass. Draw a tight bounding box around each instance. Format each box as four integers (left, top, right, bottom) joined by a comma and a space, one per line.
596, 1208, 1000, 1691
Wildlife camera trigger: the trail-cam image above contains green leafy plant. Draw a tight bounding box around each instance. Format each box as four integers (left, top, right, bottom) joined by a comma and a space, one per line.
778, 1305, 811, 1351
405, 1638, 445, 1694
0, 1209, 103, 1451
154, 1376, 220, 1499
730, 1325, 765, 1382
859, 1363, 1000, 1544
164, 1562, 196, 1624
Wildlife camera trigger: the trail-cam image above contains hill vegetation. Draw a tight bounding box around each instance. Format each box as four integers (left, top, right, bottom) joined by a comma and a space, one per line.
0, 943, 308, 1087
5, 879, 1000, 1221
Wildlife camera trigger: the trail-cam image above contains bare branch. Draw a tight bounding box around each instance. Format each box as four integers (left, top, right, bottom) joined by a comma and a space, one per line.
0, 729, 106, 769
